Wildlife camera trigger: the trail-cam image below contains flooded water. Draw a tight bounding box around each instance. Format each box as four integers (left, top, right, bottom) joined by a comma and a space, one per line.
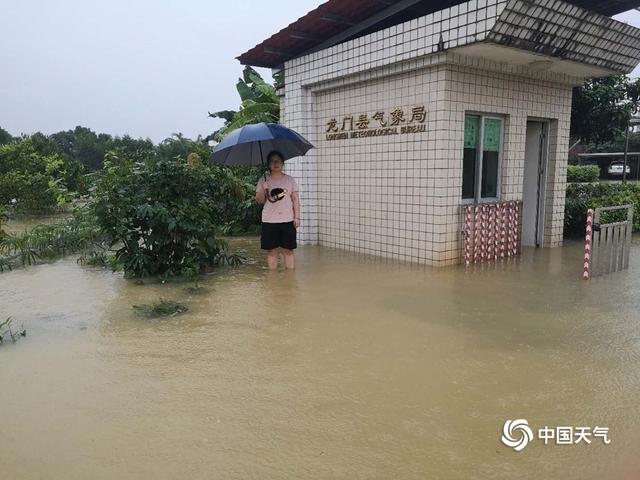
1, 230, 639, 479
2, 211, 72, 234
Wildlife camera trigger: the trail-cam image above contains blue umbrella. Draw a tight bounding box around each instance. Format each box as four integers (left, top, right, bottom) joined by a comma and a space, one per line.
209, 123, 314, 166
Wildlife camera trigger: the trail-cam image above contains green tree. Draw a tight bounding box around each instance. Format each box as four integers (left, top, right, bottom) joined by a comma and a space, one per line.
571, 75, 640, 145
91, 153, 246, 278
50, 126, 112, 171
109, 134, 155, 162
0, 127, 12, 145
29, 132, 84, 191
584, 131, 640, 153
208, 66, 280, 141
0, 137, 70, 211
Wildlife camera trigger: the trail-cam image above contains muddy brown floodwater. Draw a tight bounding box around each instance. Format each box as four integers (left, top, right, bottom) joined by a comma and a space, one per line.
1, 232, 639, 479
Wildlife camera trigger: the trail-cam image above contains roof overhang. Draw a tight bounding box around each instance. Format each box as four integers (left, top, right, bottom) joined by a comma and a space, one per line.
486, 0, 640, 75
238, 0, 640, 69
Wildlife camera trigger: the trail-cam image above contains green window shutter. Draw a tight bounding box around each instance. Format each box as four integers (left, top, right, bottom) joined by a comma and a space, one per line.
464, 116, 479, 148
483, 118, 501, 152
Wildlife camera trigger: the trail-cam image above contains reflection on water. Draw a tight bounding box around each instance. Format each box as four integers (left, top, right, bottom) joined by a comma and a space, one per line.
1, 233, 639, 479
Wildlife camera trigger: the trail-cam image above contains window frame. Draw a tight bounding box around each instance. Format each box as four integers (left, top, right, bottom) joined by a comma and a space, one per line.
462, 113, 505, 204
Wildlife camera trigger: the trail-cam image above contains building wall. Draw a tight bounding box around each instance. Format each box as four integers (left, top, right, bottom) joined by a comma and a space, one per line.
446, 63, 572, 254
313, 65, 446, 264
292, 59, 572, 265
282, 0, 516, 248
281, 0, 575, 265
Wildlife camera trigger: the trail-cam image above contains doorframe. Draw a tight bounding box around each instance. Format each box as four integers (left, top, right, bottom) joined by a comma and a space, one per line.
525, 118, 550, 247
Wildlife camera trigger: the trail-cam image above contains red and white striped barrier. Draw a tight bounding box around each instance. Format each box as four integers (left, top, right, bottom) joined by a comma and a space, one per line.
583, 208, 594, 280
513, 201, 520, 256
493, 203, 500, 260
464, 200, 522, 266
464, 205, 472, 267
480, 204, 488, 262
473, 205, 480, 263
500, 202, 507, 258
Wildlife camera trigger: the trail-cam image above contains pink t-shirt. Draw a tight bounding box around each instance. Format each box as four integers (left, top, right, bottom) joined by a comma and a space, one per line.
257, 173, 299, 223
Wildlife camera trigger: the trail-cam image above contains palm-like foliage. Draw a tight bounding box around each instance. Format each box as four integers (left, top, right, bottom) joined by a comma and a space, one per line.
0, 207, 102, 271
208, 67, 281, 141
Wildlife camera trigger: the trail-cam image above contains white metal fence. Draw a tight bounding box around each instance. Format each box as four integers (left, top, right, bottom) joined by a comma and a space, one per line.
583, 205, 634, 279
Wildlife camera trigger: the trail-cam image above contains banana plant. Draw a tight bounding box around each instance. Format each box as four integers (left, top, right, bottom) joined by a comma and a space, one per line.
208, 66, 280, 142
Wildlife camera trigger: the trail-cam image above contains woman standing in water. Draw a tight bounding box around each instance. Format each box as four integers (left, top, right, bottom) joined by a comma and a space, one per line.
255, 151, 300, 270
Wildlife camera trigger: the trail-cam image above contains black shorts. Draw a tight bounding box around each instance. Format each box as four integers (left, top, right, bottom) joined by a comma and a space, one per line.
261, 221, 297, 250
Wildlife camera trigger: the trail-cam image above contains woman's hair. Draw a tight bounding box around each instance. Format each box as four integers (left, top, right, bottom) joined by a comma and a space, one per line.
267, 150, 284, 168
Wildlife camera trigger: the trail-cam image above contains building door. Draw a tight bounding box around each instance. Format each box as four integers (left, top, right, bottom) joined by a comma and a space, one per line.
522, 121, 548, 247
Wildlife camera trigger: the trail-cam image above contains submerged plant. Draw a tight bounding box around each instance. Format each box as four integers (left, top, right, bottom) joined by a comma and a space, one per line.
215, 252, 245, 267
0, 317, 27, 345
0, 206, 103, 271
132, 299, 189, 318
0, 255, 12, 272
184, 284, 207, 294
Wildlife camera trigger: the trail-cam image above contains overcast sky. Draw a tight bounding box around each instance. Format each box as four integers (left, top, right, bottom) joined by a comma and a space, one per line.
1, 1, 639, 143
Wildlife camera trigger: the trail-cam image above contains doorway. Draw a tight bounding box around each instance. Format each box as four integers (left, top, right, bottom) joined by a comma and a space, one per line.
522, 121, 549, 247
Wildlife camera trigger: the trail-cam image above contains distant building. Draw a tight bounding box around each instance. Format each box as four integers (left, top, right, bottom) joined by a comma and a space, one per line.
240, 0, 640, 266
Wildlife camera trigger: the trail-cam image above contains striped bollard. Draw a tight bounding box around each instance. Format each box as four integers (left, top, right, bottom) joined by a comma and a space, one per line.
464, 205, 472, 267
481, 204, 488, 262
505, 202, 512, 258
473, 205, 480, 263
493, 203, 500, 260
500, 202, 507, 258
487, 204, 494, 261
510, 201, 517, 257
583, 209, 594, 280
513, 201, 520, 255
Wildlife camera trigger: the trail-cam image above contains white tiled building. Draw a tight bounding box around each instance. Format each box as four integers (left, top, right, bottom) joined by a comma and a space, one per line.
239, 0, 640, 266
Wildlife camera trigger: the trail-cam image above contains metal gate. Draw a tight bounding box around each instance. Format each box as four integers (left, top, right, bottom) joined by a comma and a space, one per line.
583, 205, 634, 279
463, 201, 522, 266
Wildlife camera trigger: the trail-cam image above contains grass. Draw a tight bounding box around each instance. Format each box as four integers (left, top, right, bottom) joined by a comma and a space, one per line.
132, 299, 189, 318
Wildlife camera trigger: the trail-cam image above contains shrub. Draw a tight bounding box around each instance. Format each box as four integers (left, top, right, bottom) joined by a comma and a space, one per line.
92, 153, 247, 278
217, 165, 263, 235
0, 137, 80, 212
564, 183, 640, 237
567, 165, 600, 183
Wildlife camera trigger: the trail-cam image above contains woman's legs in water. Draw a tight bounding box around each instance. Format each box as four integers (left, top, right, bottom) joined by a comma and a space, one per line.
266, 249, 295, 270
282, 249, 295, 270
267, 249, 279, 270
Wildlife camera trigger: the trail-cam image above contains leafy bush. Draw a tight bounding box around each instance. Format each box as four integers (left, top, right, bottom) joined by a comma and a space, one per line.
564, 183, 640, 237
567, 165, 600, 183
0, 137, 82, 212
217, 165, 263, 235
92, 153, 248, 278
